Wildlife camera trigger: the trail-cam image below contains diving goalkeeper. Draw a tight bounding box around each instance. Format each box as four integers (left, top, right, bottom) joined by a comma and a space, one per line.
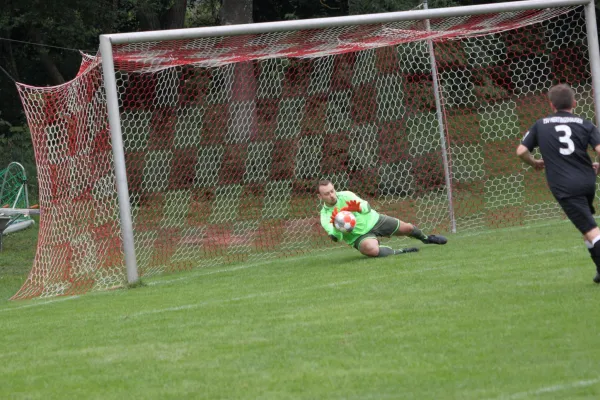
318, 179, 447, 257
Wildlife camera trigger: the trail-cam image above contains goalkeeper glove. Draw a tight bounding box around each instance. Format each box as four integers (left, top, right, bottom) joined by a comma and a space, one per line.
341, 200, 361, 213
329, 207, 339, 225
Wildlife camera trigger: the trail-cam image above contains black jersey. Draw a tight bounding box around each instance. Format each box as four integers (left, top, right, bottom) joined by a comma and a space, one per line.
521, 111, 600, 199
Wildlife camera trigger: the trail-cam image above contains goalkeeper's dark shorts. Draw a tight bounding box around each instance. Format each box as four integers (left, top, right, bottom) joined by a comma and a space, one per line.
556, 193, 597, 235
353, 215, 400, 250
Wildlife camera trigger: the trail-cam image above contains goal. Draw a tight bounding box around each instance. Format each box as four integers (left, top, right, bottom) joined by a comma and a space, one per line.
13, 0, 600, 298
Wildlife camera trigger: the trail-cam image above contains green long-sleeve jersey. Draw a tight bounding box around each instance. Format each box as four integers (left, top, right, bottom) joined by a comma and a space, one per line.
320, 191, 380, 246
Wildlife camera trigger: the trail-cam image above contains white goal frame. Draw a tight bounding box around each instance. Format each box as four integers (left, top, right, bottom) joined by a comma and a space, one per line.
99, 0, 600, 285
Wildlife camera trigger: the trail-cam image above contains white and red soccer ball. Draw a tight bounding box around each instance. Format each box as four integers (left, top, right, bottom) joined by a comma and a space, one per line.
334, 211, 356, 233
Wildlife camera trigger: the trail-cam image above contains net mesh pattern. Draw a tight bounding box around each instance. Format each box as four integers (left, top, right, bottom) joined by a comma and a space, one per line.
0, 163, 28, 210
14, 6, 593, 298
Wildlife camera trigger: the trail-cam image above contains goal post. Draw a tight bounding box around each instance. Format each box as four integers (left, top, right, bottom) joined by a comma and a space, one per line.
584, 0, 600, 119
99, 36, 139, 285
13, 0, 600, 298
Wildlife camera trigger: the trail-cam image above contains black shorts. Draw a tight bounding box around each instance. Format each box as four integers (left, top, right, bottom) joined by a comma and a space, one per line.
353, 215, 400, 250
556, 193, 597, 234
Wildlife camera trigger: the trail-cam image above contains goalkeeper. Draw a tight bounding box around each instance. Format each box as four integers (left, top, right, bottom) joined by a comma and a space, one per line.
318, 180, 447, 257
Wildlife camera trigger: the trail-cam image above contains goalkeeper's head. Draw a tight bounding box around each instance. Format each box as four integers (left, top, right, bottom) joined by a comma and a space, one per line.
317, 179, 337, 207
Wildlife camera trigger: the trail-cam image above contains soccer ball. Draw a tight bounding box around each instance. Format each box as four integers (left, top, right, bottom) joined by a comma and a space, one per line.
334, 211, 356, 233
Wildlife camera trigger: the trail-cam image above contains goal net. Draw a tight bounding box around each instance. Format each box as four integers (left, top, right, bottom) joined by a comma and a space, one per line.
13, 2, 596, 298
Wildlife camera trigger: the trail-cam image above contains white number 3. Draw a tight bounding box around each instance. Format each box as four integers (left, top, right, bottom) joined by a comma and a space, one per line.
556, 125, 575, 155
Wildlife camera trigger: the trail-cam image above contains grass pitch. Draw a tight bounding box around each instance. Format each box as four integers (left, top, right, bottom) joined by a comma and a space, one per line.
2, 219, 600, 399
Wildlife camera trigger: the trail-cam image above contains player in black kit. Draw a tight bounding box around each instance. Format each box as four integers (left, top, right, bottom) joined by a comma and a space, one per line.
517, 84, 600, 283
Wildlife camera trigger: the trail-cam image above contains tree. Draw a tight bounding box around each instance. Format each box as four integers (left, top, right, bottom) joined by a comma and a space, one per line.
0, 0, 116, 124
0, 0, 194, 126
132, 0, 188, 30
349, 0, 459, 15
349, 0, 414, 15
220, 0, 256, 142
186, 0, 221, 27
221, 0, 253, 24
253, 0, 348, 22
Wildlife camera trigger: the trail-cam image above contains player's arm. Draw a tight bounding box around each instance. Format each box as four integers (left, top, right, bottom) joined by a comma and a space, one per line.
320, 211, 343, 242
516, 145, 544, 169
516, 127, 544, 170
593, 144, 600, 175
588, 126, 600, 175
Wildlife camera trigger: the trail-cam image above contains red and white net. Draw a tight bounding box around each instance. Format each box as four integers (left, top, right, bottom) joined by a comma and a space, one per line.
14, 6, 593, 298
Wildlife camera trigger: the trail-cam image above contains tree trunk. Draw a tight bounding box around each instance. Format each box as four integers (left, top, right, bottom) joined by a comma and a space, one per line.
29, 28, 65, 85
136, 7, 161, 31
37, 48, 65, 85
0, 35, 20, 82
338, 0, 349, 15
220, 0, 256, 143
220, 0, 253, 25
0, 1, 20, 81
162, 0, 188, 29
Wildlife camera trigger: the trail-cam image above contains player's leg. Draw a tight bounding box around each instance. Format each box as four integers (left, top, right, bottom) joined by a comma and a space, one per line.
582, 194, 600, 283
354, 235, 418, 258
584, 228, 600, 283
558, 195, 600, 283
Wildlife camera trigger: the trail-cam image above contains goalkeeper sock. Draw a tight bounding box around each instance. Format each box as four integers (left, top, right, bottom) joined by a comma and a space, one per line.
394, 247, 419, 254
377, 246, 395, 257
409, 226, 429, 243
377, 246, 420, 257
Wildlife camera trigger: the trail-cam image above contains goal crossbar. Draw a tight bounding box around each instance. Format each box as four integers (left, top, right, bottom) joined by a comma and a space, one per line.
104, 0, 590, 44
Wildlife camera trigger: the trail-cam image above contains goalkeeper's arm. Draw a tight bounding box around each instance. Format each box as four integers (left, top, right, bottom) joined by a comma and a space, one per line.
344, 193, 372, 214
320, 212, 343, 242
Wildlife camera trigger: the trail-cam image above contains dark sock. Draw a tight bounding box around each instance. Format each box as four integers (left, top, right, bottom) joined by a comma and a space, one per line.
590, 241, 600, 274
394, 247, 419, 254
377, 246, 395, 257
377, 246, 419, 257
409, 226, 428, 243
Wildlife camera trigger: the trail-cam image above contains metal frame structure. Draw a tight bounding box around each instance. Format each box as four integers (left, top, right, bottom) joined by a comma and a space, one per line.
0, 162, 36, 251
99, 0, 600, 284
0, 162, 29, 210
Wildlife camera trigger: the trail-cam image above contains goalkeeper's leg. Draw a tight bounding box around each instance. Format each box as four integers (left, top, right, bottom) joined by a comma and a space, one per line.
358, 238, 419, 257
395, 220, 447, 245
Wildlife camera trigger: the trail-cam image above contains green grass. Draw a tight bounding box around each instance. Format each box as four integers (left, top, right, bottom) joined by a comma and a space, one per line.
0, 216, 38, 301
2, 218, 600, 399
